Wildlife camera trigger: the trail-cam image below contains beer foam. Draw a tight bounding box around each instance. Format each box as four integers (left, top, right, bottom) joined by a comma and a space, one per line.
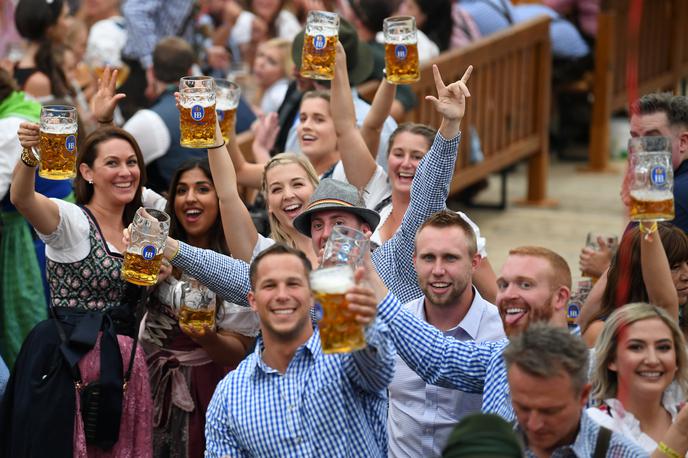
310, 266, 354, 294
181, 98, 215, 108
630, 189, 673, 201
216, 101, 238, 111
41, 123, 77, 134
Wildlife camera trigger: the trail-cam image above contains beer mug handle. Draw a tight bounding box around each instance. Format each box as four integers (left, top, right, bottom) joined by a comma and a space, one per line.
29, 146, 41, 161
172, 280, 188, 313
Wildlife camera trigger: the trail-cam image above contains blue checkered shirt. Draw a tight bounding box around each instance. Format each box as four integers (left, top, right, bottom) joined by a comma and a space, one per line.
377, 296, 584, 422
171, 132, 461, 307
203, 294, 397, 457
520, 411, 648, 457
122, 0, 196, 68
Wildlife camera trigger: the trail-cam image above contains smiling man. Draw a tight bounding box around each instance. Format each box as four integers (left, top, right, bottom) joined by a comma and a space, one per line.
203, 243, 396, 457
387, 211, 504, 457
376, 245, 574, 422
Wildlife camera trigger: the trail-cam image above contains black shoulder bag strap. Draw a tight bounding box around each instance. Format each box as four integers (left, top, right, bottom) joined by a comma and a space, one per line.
592, 426, 612, 458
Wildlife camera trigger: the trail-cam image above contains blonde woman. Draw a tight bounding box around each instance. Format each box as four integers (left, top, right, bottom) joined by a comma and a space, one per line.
589, 302, 688, 455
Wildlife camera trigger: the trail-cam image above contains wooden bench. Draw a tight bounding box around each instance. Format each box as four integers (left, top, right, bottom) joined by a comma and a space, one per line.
359, 15, 553, 205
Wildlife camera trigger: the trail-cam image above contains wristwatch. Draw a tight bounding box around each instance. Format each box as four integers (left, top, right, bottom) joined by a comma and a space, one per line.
20, 147, 39, 167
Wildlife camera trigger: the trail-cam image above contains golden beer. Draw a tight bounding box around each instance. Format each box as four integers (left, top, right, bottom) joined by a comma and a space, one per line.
179, 305, 215, 330
629, 190, 675, 221
217, 107, 237, 143
92, 64, 130, 88
311, 265, 365, 354
300, 33, 337, 80
385, 42, 420, 84
180, 102, 217, 148
122, 251, 163, 286
38, 129, 77, 179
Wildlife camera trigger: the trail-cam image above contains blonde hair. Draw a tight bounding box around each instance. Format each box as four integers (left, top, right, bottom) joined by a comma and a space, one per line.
592, 302, 688, 401
259, 38, 294, 79
261, 153, 319, 247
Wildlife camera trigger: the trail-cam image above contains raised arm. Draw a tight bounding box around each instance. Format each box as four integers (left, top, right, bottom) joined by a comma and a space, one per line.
11, 123, 60, 235
205, 116, 261, 262
361, 79, 397, 159
372, 65, 472, 303
331, 42, 378, 190
641, 223, 679, 321
342, 252, 395, 394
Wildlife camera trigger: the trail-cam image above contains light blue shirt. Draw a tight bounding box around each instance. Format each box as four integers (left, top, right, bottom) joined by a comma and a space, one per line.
204, 294, 397, 457
388, 288, 505, 458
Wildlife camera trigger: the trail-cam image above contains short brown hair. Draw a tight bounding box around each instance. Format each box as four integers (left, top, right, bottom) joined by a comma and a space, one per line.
417, 210, 477, 256
249, 243, 313, 289
508, 246, 572, 290
153, 36, 194, 83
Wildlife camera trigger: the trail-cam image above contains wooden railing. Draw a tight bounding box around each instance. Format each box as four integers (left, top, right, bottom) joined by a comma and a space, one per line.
360, 16, 552, 204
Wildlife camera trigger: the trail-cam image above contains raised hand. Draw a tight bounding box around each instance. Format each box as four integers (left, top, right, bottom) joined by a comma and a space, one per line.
425, 64, 472, 123
17, 122, 40, 149
252, 112, 279, 163
90, 67, 126, 123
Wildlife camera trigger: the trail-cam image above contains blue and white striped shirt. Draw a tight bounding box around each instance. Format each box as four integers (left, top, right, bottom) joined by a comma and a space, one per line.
171, 132, 461, 307
204, 294, 397, 457
377, 295, 583, 422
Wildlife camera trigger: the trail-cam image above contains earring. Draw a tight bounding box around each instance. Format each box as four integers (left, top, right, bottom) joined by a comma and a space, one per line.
88, 180, 93, 185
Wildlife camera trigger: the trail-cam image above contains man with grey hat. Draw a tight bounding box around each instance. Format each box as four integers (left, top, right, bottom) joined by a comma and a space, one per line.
157, 63, 472, 308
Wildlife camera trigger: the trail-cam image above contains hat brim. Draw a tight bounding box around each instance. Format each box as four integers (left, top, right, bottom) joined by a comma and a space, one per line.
293, 203, 381, 237
291, 32, 374, 86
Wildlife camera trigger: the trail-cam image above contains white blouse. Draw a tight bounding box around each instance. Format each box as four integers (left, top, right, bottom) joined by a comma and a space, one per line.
586, 383, 685, 455
37, 188, 166, 262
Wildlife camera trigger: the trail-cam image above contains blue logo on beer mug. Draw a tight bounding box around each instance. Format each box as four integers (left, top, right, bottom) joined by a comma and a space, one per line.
191, 105, 205, 121
142, 245, 157, 260
313, 34, 326, 50
217, 109, 225, 121
650, 165, 667, 187
65, 135, 76, 152
395, 44, 408, 60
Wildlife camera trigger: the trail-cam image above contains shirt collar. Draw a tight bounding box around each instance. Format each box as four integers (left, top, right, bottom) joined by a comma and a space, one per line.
416, 286, 485, 339
250, 331, 321, 376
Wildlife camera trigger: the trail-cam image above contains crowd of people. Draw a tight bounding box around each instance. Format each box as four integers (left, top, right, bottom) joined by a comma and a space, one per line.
1, 0, 688, 457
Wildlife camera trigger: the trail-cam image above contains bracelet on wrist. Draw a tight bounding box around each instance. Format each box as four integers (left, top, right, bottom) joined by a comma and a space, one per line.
167, 243, 181, 261
658, 441, 681, 458
639, 221, 658, 240
20, 147, 39, 168
209, 140, 226, 150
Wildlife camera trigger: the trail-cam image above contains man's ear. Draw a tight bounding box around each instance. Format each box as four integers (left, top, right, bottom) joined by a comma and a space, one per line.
248, 290, 257, 312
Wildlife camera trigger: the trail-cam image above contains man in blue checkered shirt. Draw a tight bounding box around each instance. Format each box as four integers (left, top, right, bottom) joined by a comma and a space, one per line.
203, 243, 396, 457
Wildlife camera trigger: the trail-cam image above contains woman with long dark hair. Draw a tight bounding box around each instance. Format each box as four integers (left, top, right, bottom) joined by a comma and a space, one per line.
13, 0, 73, 100
142, 158, 257, 458
2, 120, 157, 455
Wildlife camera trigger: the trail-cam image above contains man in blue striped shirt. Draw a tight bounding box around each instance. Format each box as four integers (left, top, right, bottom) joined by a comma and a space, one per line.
376, 246, 576, 422
204, 244, 396, 457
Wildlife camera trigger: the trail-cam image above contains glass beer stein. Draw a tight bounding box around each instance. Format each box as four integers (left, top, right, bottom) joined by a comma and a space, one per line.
300, 11, 339, 80
179, 76, 217, 148
38, 105, 78, 179
311, 225, 369, 354
173, 276, 216, 331
383, 16, 420, 84
628, 137, 675, 222
215, 79, 241, 143
122, 208, 170, 286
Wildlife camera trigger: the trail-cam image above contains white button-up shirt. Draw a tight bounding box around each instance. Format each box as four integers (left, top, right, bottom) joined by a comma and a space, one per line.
388, 288, 505, 458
